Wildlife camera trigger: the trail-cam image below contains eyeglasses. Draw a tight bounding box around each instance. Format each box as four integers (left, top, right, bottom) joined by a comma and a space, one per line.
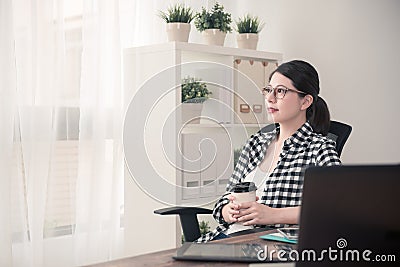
261, 85, 307, 99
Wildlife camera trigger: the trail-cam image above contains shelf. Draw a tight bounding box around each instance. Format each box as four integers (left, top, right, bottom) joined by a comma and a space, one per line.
124, 42, 283, 62
182, 123, 268, 128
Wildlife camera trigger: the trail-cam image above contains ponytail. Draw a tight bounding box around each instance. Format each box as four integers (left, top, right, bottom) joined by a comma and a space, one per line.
307, 96, 330, 135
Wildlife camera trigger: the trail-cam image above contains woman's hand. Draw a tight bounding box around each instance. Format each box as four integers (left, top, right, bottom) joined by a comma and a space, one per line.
234, 200, 276, 226
221, 195, 241, 223
223, 195, 300, 225
235, 201, 300, 226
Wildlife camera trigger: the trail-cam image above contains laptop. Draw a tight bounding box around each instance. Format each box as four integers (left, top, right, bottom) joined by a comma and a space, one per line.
174, 165, 400, 266
296, 165, 400, 266
174, 242, 274, 263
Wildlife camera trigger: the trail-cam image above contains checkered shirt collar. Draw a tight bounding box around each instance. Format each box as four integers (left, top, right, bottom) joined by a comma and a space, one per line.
259, 121, 314, 148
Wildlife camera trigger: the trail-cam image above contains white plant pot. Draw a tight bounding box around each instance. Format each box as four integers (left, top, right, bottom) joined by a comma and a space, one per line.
236, 33, 259, 50
202, 29, 227, 46
181, 103, 203, 124
166, 23, 191, 42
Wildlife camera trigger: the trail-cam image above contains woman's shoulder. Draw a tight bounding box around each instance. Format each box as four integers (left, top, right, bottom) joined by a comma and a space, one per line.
307, 131, 336, 148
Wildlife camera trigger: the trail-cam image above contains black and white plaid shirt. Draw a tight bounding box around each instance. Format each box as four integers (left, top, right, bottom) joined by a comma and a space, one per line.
197, 121, 341, 242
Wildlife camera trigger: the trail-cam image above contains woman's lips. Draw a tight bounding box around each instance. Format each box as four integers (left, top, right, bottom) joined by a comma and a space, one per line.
267, 107, 279, 113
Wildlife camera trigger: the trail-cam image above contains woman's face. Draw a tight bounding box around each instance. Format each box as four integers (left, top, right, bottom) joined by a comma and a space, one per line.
265, 72, 309, 125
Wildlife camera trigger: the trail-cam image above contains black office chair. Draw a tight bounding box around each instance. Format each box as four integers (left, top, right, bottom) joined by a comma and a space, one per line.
326, 121, 352, 157
155, 120, 352, 242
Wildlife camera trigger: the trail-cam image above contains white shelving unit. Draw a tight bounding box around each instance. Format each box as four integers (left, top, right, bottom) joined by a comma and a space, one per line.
123, 42, 282, 254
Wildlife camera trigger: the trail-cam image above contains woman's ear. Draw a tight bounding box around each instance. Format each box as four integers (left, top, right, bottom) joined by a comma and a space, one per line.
301, 95, 313, 111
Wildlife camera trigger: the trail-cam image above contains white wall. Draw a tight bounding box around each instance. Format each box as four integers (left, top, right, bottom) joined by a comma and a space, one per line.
224, 0, 400, 164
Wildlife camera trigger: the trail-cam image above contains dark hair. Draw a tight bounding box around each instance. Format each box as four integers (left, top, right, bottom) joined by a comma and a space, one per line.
270, 60, 330, 135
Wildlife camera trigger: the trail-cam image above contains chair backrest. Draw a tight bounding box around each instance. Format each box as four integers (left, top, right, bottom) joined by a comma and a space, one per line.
261, 120, 352, 157
326, 120, 352, 157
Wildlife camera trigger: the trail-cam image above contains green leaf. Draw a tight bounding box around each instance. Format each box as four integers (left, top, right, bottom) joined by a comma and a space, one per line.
181, 76, 211, 103
158, 4, 194, 23
235, 14, 265, 33
194, 2, 232, 32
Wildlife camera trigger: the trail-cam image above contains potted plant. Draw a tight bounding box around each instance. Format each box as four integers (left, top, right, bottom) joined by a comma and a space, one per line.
194, 2, 232, 46
181, 76, 211, 124
158, 4, 195, 42
181, 220, 210, 243
181, 76, 211, 103
235, 14, 264, 50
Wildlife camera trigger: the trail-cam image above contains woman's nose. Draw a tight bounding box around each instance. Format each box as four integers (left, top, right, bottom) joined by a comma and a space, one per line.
265, 91, 276, 103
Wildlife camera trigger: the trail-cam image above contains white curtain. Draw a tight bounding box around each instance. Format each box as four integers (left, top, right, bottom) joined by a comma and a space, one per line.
1, 0, 124, 266
1, 0, 239, 266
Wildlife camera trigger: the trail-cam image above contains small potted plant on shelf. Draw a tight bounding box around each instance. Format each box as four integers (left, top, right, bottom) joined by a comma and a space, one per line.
158, 4, 195, 42
235, 14, 264, 50
194, 2, 232, 46
181, 76, 211, 103
181, 76, 211, 124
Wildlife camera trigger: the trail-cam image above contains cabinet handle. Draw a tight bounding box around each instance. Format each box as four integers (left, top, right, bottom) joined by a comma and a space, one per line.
240, 104, 250, 113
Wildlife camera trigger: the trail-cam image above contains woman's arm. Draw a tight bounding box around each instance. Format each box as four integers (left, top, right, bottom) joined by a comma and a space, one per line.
212, 194, 231, 225
316, 139, 341, 166
234, 202, 300, 226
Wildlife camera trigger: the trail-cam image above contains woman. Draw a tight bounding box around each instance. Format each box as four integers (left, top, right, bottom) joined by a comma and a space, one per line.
198, 60, 341, 242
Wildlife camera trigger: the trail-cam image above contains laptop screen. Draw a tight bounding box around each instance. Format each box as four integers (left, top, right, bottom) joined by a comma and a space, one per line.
296, 165, 400, 266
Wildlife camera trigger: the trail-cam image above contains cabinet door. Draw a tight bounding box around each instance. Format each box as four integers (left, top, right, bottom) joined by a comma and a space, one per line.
181, 133, 201, 200
199, 136, 217, 198
234, 60, 277, 124
216, 132, 233, 194
181, 130, 233, 200
199, 131, 233, 196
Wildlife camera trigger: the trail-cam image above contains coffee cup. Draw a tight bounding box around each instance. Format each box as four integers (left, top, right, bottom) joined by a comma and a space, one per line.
226, 182, 257, 233
231, 182, 257, 205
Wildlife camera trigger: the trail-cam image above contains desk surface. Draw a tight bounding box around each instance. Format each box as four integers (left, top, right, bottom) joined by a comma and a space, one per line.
86, 230, 294, 267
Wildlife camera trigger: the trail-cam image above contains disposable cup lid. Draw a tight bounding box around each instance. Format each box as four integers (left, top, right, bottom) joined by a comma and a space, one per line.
232, 182, 257, 193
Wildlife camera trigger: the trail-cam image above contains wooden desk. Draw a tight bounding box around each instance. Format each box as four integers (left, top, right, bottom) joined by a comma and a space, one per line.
86, 230, 290, 267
